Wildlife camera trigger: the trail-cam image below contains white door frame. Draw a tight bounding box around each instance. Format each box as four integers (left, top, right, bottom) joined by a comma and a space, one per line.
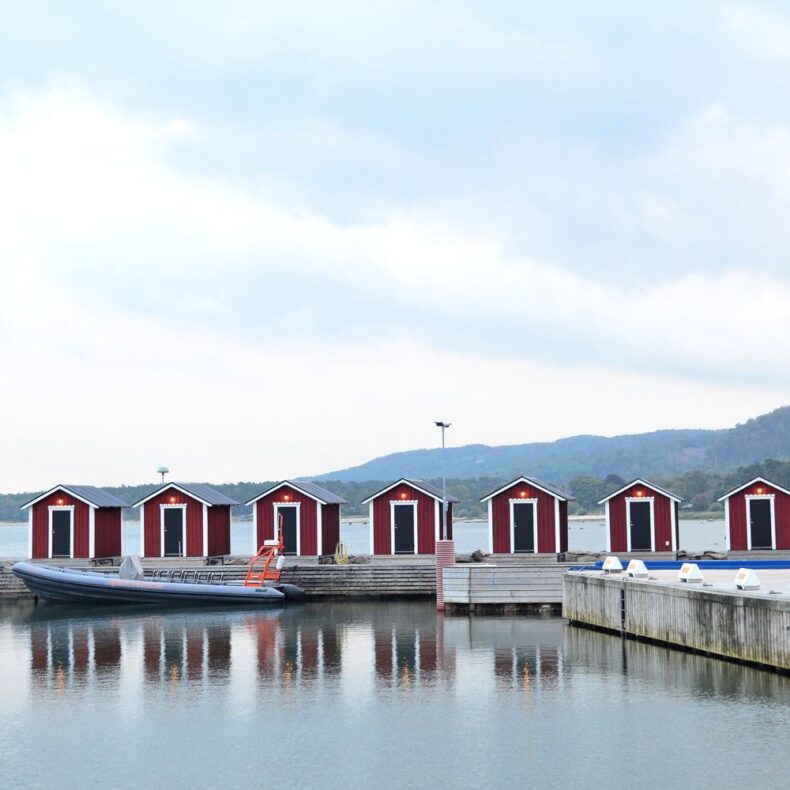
626, 497, 655, 552
745, 494, 776, 550
274, 502, 301, 555
48, 505, 75, 559
390, 500, 418, 555
160, 503, 187, 557
509, 498, 538, 554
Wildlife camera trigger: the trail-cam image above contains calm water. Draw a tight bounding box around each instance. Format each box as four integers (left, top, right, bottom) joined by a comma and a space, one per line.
0, 600, 788, 789
0, 518, 727, 559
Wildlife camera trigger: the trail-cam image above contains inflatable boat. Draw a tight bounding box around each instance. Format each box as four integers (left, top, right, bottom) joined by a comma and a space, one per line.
10, 560, 300, 605
12, 526, 305, 606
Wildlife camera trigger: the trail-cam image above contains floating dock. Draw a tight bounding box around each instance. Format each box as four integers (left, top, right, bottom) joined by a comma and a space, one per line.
442, 564, 577, 613
563, 569, 790, 672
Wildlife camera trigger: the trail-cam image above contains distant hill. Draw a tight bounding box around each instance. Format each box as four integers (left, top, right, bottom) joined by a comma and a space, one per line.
312, 405, 790, 484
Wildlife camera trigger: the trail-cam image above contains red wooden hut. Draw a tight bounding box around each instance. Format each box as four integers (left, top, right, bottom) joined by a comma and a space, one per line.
245, 480, 347, 557
598, 479, 681, 553
362, 478, 459, 555
480, 476, 574, 555
22, 484, 128, 560
717, 476, 790, 551
132, 483, 238, 558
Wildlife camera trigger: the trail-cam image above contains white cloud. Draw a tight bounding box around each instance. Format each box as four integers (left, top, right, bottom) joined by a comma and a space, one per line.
1, 87, 789, 489
722, 3, 790, 62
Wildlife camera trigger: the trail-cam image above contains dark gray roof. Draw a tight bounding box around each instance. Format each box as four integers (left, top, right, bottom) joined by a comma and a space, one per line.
21, 484, 129, 509
245, 480, 347, 505
597, 478, 682, 505
288, 480, 347, 504
480, 476, 575, 503
362, 478, 460, 504
132, 483, 239, 507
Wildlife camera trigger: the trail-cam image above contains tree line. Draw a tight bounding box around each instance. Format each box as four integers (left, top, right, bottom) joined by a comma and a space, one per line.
2, 458, 789, 523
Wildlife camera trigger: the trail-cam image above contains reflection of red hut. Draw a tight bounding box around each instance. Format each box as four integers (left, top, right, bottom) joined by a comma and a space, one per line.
22, 484, 128, 560
363, 478, 459, 555
598, 479, 681, 553
132, 483, 238, 558
480, 476, 573, 555
245, 481, 347, 557
718, 476, 790, 551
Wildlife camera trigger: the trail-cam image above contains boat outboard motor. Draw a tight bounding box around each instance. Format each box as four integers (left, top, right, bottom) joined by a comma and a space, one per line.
118, 555, 145, 581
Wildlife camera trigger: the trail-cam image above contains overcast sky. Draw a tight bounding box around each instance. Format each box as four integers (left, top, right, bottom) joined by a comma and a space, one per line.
2, 1, 790, 490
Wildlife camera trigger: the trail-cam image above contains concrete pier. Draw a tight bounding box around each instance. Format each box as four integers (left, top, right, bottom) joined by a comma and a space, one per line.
563, 571, 790, 672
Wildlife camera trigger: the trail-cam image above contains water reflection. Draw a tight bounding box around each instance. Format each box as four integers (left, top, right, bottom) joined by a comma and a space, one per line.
10, 601, 790, 705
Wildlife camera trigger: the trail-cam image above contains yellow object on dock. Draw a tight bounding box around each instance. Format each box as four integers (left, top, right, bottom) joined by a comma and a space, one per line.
334, 542, 349, 564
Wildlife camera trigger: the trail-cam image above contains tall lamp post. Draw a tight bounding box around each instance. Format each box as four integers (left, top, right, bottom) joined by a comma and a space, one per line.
434, 421, 451, 540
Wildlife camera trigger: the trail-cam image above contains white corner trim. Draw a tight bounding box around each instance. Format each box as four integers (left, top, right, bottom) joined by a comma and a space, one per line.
434, 499, 440, 544
27, 508, 33, 558
252, 500, 259, 555
487, 499, 493, 554
369, 502, 374, 555
745, 494, 776, 550
670, 501, 678, 552
390, 500, 418, 555
625, 497, 655, 552
724, 497, 731, 551
554, 498, 561, 554
605, 500, 611, 553
160, 503, 187, 557
140, 504, 146, 556
202, 503, 209, 557
509, 498, 538, 554
48, 505, 75, 559
317, 503, 323, 556
89, 506, 96, 558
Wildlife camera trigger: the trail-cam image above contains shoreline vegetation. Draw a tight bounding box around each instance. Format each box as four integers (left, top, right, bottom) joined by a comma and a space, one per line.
1, 457, 787, 524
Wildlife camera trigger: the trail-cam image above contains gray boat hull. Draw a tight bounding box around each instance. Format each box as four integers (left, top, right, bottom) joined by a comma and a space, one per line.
12, 562, 287, 606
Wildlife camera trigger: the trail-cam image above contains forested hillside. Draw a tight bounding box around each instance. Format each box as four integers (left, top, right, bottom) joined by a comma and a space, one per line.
312, 405, 790, 482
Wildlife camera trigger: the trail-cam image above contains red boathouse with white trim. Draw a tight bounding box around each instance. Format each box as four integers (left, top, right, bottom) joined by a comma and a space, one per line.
132, 483, 238, 558
480, 476, 574, 555
717, 476, 790, 551
245, 480, 347, 557
598, 479, 681, 553
362, 478, 459, 555
22, 485, 128, 560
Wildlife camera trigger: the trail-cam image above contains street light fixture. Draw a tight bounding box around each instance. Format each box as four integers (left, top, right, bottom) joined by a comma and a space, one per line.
434, 421, 451, 541
157, 466, 170, 485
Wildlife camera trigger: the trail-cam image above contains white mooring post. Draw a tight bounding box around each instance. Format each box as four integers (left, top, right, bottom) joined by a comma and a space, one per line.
735, 568, 760, 591
678, 563, 703, 583
602, 556, 623, 573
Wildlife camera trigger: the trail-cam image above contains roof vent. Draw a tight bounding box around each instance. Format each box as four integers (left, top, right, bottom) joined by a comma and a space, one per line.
602, 556, 623, 573
678, 563, 703, 584
626, 559, 648, 578
735, 568, 760, 591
